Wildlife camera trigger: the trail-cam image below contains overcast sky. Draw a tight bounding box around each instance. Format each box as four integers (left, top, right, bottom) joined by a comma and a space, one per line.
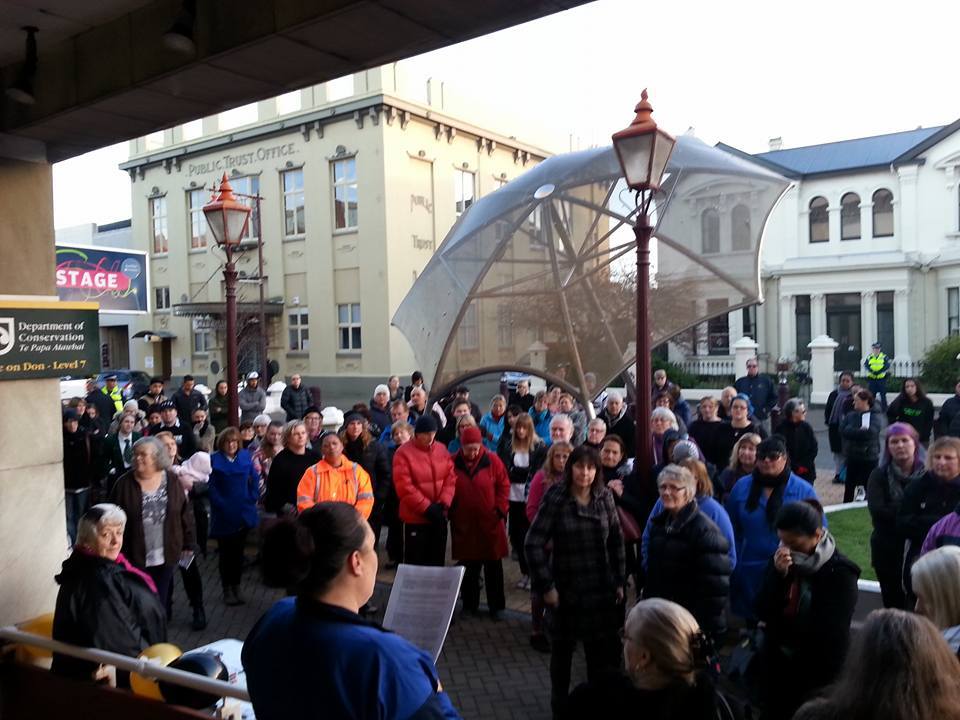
52, 0, 960, 229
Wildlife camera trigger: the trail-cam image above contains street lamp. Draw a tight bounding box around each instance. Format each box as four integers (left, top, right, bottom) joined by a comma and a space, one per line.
611, 89, 675, 478
203, 173, 252, 427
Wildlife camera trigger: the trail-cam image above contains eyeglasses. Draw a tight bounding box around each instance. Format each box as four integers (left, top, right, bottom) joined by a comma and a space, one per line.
658, 484, 686, 494
758, 452, 784, 461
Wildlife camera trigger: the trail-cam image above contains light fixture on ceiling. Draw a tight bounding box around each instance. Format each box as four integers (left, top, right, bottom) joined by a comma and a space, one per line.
162, 0, 197, 55
6, 26, 39, 106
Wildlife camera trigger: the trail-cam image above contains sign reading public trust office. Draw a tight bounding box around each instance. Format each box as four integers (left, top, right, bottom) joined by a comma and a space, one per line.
0, 300, 100, 381
187, 142, 297, 177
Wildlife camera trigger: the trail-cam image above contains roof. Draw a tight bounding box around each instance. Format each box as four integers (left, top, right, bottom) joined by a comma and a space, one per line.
717, 125, 957, 179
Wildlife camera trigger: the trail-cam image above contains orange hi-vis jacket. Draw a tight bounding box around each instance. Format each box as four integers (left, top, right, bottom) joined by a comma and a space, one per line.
296, 458, 374, 519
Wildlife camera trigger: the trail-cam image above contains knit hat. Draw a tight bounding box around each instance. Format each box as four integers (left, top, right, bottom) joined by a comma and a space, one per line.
460, 426, 483, 446
374, 384, 390, 396
414, 414, 438, 434
303, 405, 321, 419
343, 410, 366, 425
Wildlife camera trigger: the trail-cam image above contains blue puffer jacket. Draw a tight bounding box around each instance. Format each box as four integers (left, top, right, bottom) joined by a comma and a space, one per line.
243, 597, 461, 720
529, 407, 552, 443
208, 449, 260, 537
479, 412, 505, 452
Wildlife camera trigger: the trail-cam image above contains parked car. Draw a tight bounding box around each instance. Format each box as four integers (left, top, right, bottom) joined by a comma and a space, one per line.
500, 371, 547, 396
94, 369, 152, 401
59, 376, 89, 403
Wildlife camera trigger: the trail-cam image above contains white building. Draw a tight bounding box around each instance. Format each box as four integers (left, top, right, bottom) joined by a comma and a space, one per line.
674, 119, 960, 375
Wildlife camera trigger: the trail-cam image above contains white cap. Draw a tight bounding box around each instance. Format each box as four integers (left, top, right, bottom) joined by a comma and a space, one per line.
247, 371, 260, 380
321, 406, 344, 428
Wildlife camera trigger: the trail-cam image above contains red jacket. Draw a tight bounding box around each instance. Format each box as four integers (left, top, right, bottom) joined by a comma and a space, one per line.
393, 439, 456, 524
449, 449, 510, 561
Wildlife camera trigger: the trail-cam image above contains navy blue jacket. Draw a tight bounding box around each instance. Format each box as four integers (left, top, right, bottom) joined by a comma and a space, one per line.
734, 374, 776, 420
243, 597, 461, 719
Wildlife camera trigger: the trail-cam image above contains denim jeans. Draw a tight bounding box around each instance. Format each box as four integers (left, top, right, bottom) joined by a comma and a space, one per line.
65, 488, 90, 546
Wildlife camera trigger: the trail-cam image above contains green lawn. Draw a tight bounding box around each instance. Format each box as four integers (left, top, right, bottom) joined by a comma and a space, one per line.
826, 506, 876, 581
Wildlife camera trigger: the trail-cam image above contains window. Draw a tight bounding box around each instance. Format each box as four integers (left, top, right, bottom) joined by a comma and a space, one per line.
144, 131, 165, 151
872, 189, 894, 237
337, 303, 361, 351
282, 169, 305, 237
742, 305, 757, 339
192, 319, 213, 353
877, 291, 894, 354
181, 119, 202, 141
949, 288, 959, 336
187, 189, 207, 249
459, 302, 479, 349
288, 309, 309, 351
276, 90, 302, 115
706, 299, 729, 355
795, 295, 811, 360
332, 158, 358, 230
841, 192, 861, 240
455, 169, 475, 216
155, 286, 170, 311
809, 197, 829, 242
701, 208, 720, 254
150, 196, 168, 254
497, 305, 513, 348
229, 175, 260, 241
731, 204, 751, 251
218, 102, 258, 130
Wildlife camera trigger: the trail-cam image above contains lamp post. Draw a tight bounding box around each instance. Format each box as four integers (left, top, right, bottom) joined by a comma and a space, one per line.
203, 173, 252, 427
611, 90, 676, 478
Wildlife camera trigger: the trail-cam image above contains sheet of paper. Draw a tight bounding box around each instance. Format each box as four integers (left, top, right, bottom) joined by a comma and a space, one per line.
861, 412, 870, 429
382, 564, 465, 663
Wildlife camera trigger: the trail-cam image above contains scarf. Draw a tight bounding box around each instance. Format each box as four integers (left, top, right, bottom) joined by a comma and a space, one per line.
747, 465, 792, 526
886, 462, 922, 505
828, 388, 852, 425
789, 530, 836, 575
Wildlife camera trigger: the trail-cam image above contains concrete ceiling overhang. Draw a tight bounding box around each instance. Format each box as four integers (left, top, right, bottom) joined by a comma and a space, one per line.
0, 0, 591, 163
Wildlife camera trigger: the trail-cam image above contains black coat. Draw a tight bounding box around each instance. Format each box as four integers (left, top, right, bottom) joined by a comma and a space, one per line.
840, 410, 883, 463
262, 448, 320, 514
886, 395, 934, 443
497, 439, 547, 488
896, 470, 960, 556
62, 428, 92, 491
599, 410, 636, 458
775, 419, 818, 483
755, 550, 860, 720
568, 670, 738, 720
280, 384, 311, 421
343, 436, 391, 508
937, 394, 960, 438
51, 550, 166, 681
147, 419, 197, 460
170, 388, 207, 425
687, 420, 735, 473
867, 463, 922, 578
102, 431, 143, 481
644, 500, 732, 636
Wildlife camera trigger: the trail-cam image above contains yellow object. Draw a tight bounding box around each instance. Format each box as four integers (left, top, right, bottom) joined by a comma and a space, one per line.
131, 643, 182, 700
14, 613, 55, 663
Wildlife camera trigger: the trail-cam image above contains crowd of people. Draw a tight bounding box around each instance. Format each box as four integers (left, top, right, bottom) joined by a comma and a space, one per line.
53, 364, 960, 719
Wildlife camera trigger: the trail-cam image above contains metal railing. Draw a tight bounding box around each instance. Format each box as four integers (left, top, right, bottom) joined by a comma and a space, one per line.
677, 358, 736, 376
0, 626, 250, 702
833, 358, 925, 383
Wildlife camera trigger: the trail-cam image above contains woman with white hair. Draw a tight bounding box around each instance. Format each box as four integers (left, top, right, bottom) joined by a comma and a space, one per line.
51, 503, 166, 683
249, 413, 272, 451
651, 407, 679, 467
109, 436, 196, 614
568, 598, 736, 717
911, 545, 960, 654
599, 391, 636, 458
642, 464, 732, 639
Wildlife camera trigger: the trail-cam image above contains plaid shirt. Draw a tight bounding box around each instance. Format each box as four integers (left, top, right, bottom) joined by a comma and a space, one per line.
525, 482, 626, 637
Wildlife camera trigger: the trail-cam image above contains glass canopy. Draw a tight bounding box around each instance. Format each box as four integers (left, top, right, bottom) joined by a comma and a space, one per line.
392, 135, 790, 405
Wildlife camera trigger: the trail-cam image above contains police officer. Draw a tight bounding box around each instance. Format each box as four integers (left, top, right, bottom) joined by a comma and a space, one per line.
864, 341, 890, 412
101, 374, 123, 414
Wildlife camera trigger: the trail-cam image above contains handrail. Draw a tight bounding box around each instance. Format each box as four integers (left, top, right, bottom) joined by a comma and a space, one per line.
0, 627, 250, 702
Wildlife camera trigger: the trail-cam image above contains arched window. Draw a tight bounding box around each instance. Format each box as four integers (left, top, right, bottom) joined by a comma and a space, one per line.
731, 204, 751, 250
701, 208, 719, 254
841, 192, 861, 240
809, 196, 829, 243
872, 188, 894, 237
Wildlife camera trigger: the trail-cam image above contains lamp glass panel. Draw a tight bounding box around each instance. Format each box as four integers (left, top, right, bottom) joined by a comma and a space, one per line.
614, 133, 654, 189
649, 131, 676, 188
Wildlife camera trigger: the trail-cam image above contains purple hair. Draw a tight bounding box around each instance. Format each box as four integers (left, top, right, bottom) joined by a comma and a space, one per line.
881, 422, 925, 472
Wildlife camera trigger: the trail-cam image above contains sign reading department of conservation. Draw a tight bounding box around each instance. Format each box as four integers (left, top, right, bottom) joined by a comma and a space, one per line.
0, 301, 100, 381
55, 243, 149, 314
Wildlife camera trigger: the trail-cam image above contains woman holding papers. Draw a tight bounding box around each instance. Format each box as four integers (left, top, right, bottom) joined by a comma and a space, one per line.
244, 502, 461, 719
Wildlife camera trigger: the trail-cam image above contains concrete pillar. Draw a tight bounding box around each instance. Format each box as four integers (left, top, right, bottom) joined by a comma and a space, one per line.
828, 205, 841, 245
728, 308, 744, 348
0, 157, 67, 625
808, 335, 839, 404
811, 293, 826, 338
779, 294, 795, 359
894, 288, 911, 360
733, 336, 759, 376
861, 291, 876, 359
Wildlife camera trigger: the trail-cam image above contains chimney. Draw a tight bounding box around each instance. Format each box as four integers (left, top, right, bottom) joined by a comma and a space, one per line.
768, 137, 783, 151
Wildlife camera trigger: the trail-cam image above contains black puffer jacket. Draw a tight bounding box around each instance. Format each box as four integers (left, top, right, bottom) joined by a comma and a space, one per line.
644, 499, 732, 636
343, 436, 391, 510
51, 550, 166, 681
840, 410, 883, 463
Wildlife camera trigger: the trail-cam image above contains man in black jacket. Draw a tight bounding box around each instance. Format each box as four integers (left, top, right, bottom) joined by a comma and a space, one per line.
150, 400, 197, 459
138, 376, 167, 413
62, 409, 92, 545
936, 378, 960, 438
280, 373, 311, 420
170, 375, 207, 426
734, 358, 776, 428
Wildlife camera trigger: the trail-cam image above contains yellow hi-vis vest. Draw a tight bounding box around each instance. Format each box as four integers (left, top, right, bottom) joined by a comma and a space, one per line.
866, 353, 887, 379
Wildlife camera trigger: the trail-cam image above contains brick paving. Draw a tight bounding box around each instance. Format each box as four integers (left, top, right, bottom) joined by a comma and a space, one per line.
168, 539, 578, 719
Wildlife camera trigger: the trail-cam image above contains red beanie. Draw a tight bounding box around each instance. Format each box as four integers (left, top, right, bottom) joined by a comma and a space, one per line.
460, 426, 483, 446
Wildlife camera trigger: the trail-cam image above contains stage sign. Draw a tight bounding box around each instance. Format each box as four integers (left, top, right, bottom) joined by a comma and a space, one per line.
0, 300, 100, 381
55, 243, 148, 314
